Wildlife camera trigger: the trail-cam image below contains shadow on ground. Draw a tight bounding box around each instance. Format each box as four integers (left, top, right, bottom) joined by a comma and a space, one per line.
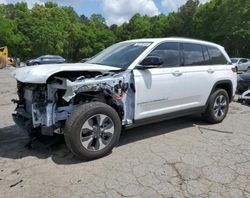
0, 115, 208, 165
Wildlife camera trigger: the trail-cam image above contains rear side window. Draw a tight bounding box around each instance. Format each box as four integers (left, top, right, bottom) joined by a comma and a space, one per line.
207, 46, 228, 65
239, 59, 248, 64
148, 42, 180, 67
202, 46, 210, 64
182, 43, 204, 66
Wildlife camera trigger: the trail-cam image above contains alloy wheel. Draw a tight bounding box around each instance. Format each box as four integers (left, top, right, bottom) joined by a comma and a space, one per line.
213, 94, 228, 119
80, 114, 114, 151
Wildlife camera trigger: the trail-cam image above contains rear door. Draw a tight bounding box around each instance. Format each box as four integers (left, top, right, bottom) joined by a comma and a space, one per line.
41, 57, 51, 64
181, 43, 229, 107
179, 43, 213, 107
57, 56, 65, 63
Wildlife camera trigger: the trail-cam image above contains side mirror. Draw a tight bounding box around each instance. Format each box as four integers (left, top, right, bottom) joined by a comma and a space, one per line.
141, 56, 163, 66
137, 56, 163, 69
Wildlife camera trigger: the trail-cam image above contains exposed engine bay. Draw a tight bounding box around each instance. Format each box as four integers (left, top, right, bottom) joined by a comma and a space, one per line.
13, 70, 135, 136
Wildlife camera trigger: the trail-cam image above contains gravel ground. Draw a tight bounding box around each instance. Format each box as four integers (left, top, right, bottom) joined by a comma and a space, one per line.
0, 67, 250, 198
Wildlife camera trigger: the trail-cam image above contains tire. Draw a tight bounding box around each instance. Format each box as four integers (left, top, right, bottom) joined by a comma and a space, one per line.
64, 102, 121, 160
203, 89, 229, 124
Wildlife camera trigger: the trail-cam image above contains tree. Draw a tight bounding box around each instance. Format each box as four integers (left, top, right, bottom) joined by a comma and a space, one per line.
172, 0, 200, 37
0, 0, 249, 61
193, 0, 250, 56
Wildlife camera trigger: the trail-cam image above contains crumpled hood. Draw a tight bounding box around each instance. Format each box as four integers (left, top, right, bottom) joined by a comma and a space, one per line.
11, 63, 120, 84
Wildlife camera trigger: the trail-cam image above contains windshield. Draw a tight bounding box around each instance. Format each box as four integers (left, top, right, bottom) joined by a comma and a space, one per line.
231, 58, 239, 63
87, 42, 152, 69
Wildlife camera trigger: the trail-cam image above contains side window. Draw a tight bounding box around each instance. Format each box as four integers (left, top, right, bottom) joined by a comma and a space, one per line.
207, 46, 228, 65
239, 59, 244, 64
182, 43, 204, 66
202, 46, 210, 64
240, 59, 248, 63
148, 42, 180, 67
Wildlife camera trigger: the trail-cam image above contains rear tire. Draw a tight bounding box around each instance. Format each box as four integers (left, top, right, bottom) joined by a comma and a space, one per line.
203, 89, 229, 124
64, 102, 121, 160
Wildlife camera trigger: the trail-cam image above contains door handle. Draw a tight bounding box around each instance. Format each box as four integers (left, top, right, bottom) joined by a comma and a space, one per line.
172, 71, 183, 77
207, 68, 215, 74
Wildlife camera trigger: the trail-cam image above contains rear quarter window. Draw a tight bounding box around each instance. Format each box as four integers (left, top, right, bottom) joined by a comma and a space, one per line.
207, 46, 228, 65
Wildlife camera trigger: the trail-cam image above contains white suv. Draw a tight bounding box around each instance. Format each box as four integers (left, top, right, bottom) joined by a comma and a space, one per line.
12, 38, 237, 160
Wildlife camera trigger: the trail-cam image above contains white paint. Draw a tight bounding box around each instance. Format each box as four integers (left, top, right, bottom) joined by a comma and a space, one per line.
11, 63, 120, 84
12, 37, 237, 123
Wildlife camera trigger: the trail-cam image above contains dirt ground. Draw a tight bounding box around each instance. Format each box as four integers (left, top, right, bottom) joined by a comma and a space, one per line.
0, 67, 250, 198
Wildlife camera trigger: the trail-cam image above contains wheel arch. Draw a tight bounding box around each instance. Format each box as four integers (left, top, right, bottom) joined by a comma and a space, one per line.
207, 80, 233, 106
73, 92, 124, 121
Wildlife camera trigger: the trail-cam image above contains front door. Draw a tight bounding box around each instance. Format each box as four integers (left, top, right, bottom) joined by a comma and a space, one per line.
133, 42, 188, 120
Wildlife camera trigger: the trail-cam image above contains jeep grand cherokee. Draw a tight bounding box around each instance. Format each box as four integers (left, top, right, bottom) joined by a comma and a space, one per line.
11, 38, 237, 160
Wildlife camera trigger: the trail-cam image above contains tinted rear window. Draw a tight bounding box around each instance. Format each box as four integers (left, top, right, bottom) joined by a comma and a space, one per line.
183, 43, 204, 66
207, 46, 228, 65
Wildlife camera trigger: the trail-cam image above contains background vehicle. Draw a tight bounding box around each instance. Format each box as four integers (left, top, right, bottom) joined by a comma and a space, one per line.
12, 38, 237, 160
80, 58, 91, 63
237, 70, 250, 93
0, 46, 17, 69
26, 55, 65, 66
231, 58, 250, 72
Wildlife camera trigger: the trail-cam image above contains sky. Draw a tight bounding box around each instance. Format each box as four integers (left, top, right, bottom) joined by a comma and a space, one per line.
0, 0, 210, 25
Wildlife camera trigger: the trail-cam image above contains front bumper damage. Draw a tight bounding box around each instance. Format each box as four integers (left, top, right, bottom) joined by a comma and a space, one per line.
12, 71, 135, 136
12, 111, 32, 132
12, 90, 61, 136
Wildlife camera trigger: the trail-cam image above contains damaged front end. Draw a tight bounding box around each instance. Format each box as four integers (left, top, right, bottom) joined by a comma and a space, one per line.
12, 70, 135, 136
13, 82, 48, 134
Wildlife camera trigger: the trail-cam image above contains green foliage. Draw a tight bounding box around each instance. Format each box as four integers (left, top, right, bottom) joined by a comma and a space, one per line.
193, 0, 250, 57
0, 0, 249, 61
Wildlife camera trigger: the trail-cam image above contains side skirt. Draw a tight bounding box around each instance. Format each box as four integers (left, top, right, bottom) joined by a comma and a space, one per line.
125, 106, 206, 129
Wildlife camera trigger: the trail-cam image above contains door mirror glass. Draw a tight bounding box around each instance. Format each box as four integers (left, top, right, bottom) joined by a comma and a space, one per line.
141, 56, 163, 66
